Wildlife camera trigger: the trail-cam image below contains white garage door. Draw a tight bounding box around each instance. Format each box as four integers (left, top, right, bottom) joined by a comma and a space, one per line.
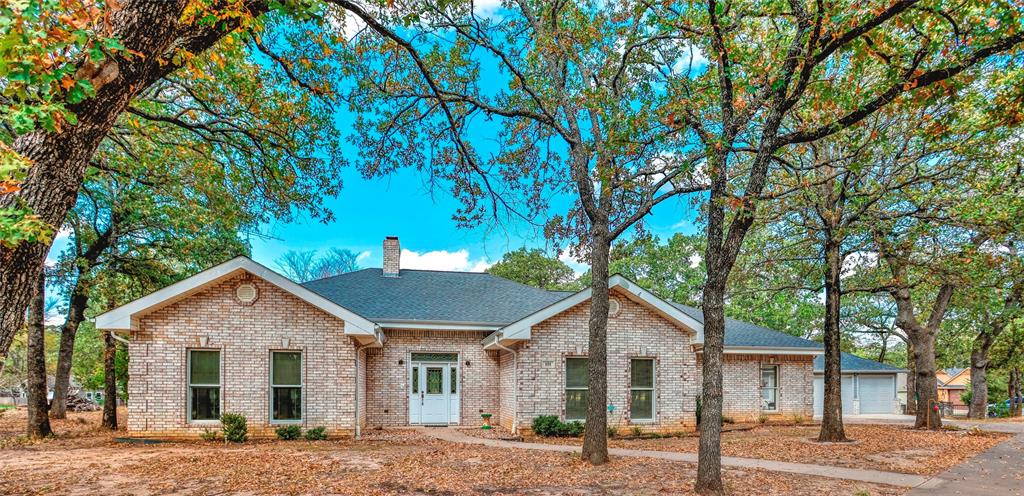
842, 375, 855, 414
813, 377, 823, 416
859, 375, 895, 414
814, 375, 856, 415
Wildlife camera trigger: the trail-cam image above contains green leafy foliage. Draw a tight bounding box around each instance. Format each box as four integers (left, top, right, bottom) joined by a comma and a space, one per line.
0, 205, 52, 248
486, 248, 580, 290
200, 428, 220, 442
531, 415, 584, 437
220, 413, 248, 443
275, 424, 302, 440
304, 426, 327, 440
0, 0, 123, 134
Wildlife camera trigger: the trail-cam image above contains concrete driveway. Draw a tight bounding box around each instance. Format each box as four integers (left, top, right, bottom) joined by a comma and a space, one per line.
815, 414, 1024, 494
909, 419, 1024, 495
824, 414, 917, 424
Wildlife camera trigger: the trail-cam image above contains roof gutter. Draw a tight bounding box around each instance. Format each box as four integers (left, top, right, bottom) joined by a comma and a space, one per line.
492, 341, 518, 434
353, 341, 374, 438
693, 345, 824, 356
376, 320, 504, 331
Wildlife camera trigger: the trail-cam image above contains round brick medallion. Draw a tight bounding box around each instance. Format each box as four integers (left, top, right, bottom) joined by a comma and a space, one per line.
235, 282, 258, 305
608, 297, 622, 318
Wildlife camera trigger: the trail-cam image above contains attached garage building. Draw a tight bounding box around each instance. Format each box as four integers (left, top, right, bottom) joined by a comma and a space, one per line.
813, 352, 904, 416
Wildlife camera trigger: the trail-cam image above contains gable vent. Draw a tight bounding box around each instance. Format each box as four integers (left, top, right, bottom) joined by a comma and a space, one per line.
608, 297, 622, 317
235, 283, 258, 304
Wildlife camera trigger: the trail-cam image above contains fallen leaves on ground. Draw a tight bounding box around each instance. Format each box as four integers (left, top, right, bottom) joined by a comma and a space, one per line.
521, 423, 1010, 476
0, 410, 903, 495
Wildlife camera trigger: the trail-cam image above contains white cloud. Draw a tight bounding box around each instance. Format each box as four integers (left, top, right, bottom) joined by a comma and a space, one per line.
558, 249, 589, 277
325, 9, 366, 40
841, 251, 878, 279
355, 250, 372, 263
400, 248, 492, 272
671, 44, 708, 75
670, 217, 699, 230
472, 0, 504, 17
44, 310, 65, 327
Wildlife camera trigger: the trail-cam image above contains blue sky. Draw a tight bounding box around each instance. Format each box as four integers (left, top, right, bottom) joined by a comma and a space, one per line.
48, 168, 701, 276
48, 5, 708, 277
240, 165, 703, 274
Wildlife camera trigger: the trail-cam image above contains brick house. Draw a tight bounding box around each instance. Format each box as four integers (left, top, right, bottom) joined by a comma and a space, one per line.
97, 236, 821, 438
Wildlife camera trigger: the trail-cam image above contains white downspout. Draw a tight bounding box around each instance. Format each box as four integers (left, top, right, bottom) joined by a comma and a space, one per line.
354, 341, 373, 438
494, 340, 518, 434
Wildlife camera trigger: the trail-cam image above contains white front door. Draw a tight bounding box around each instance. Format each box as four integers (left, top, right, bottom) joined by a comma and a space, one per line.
409, 357, 460, 425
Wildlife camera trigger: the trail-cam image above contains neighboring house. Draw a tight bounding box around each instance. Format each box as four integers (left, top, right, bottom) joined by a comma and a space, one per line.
937, 367, 970, 409
96, 237, 822, 438
813, 353, 905, 415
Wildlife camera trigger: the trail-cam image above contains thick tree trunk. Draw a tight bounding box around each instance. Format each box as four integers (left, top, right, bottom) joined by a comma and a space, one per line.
1011, 368, 1019, 418
697, 264, 727, 495
26, 273, 53, 438
968, 335, 993, 419
818, 236, 848, 442
1011, 368, 1022, 417
910, 331, 941, 429
50, 282, 90, 419
905, 341, 917, 414
581, 228, 611, 465
969, 284, 1021, 419
0, 0, 268, 367
101, 330, 118, 430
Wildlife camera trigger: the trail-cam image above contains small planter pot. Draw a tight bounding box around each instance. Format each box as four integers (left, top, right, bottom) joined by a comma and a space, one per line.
481, 413, 493, 430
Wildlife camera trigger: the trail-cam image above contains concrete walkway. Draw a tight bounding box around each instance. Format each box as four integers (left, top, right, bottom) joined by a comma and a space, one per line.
421, 428, 938, 489
910, 420, 1024, 496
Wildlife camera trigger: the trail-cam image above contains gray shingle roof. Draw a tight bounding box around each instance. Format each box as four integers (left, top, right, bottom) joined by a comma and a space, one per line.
813, 352, 904, 373
669, 303, 823, 349
301, 269, 568, 324
303, 269, 823, 352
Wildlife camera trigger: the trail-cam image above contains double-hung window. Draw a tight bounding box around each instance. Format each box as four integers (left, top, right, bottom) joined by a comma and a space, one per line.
630, 358, 655, 421
188, 350, 221, 421
271, 351, 302, 422
565, 357, 588, 421
761, 366, 778, 411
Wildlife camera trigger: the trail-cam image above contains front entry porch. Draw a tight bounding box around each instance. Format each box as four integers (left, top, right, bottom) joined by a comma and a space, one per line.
408, 353, 460, 425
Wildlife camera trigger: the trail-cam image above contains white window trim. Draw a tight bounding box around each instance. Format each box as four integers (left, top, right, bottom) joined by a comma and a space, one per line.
630, 358, 656, 423
760, 365, 779, 412
187, 348, 222, 424
564, 356, 588, 421
270, 350, 303, 424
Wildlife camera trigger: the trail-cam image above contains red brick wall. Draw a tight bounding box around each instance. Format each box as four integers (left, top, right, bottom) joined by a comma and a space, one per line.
516, 291, 702, 432
128, 273, 357, 438
696, 353, 815, 421
363, 329, 501, 428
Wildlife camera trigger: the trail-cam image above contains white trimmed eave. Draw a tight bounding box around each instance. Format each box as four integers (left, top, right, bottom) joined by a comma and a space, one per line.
482, 275, 704, 350
94, 256, 383, 346
376, 320, 502, 331
692, 345, 825, 356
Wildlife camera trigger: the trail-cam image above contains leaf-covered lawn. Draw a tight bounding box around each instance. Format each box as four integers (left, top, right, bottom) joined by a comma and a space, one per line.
0, 409, 903, 495
518, 423, 1010, 476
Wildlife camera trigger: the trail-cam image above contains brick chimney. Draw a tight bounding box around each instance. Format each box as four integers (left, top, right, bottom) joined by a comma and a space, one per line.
383, 236, 400, 277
